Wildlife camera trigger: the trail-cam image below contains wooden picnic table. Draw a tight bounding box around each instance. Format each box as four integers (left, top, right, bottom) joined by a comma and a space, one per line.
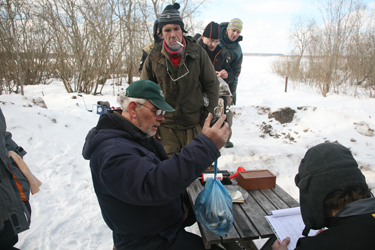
186, 175, 299, 250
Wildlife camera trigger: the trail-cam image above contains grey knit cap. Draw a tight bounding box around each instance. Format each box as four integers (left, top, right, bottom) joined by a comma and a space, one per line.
158, 3, 187, 34
295, 142, 366, 236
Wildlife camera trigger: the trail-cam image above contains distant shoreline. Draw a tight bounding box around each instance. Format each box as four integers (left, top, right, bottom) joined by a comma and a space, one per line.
244, 53, 284, 57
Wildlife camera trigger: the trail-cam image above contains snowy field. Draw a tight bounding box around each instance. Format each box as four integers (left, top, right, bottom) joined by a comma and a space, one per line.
1, 55, 374, 249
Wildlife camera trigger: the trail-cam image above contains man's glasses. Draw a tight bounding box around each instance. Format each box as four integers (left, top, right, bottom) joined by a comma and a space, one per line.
207, 39, 220, 45
137, 103, 166, 116
165, 58, 189, 82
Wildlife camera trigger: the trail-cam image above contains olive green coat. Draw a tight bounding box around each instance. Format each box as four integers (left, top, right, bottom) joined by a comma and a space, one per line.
140, 36, 219, 129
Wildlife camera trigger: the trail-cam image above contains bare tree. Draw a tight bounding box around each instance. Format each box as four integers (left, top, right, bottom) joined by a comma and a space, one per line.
288, 16, 316, 81
78, 0, 125, 94
272, 0, 372, 97
0, 0, 26, 94
0, 0, 52, 95
1, 0, 209, 95
315, 0, 363, 96
39, 0, 123, 94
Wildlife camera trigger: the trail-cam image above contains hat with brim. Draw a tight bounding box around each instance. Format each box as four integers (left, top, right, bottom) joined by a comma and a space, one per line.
126, 80, 175, 112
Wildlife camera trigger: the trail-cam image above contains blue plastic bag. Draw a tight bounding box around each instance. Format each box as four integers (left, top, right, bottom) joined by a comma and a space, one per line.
194, 163, 233, 236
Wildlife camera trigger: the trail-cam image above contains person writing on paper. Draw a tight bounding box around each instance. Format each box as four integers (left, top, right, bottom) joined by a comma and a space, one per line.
273, 143, 375, 250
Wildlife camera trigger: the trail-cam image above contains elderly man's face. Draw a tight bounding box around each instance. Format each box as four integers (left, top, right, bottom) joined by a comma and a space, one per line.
227, 28, 241, 42
136, 100, 165, 137
162, 24, 183, 50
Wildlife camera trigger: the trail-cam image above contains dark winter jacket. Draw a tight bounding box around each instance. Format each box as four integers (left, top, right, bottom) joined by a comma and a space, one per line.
0, 107, 31, 240
195, 34, 234, 86
82, 110, 220, 249
295, 197, 375, 250
140, 36, 219, 129
138, 40, 163, 75
219, 22, 243, 87
138, 19, 163, 75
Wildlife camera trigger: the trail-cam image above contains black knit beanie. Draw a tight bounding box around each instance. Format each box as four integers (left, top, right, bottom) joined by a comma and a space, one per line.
158, 3, 187, 35
295, 142, 366, 236
203, 22, 220, 40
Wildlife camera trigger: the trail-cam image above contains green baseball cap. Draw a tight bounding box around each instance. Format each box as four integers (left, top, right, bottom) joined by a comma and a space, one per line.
125, 79, 175, 112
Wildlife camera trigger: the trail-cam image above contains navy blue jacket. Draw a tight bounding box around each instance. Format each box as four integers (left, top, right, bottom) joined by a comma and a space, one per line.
82, 110, 220, 249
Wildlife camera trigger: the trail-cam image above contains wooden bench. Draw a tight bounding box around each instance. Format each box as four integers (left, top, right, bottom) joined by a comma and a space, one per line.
186, 176, 299, 250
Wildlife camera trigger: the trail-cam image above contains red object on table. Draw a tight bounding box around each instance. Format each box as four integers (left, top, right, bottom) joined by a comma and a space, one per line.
229, 166, 246, 179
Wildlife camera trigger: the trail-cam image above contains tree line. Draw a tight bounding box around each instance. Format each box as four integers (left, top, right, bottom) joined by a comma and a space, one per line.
0, 0, 206, 95
271, 0, 375, 97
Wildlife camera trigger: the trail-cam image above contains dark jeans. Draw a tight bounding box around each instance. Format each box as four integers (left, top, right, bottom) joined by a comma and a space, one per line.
0, 201, 30, 250
114, 195, 223, 250
174, 192, 223, 250
0, 220, 19, 250
167, 228, 224, 250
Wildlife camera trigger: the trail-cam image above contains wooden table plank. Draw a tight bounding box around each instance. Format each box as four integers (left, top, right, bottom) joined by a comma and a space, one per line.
221, 242, 244, 250
225, 185, 259, 240
249, 189, 278, 214
258, 188, 291, 210
239, 190, 274, 237
186, 177, 299, 249
232, 204, 258, 239
272, 184, 299, 207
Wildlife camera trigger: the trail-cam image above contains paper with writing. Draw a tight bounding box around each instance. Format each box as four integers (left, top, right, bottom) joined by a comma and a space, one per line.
265, 207, 318, 250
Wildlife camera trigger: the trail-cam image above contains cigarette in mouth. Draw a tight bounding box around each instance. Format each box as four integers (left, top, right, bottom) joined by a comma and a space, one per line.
176, 41, 184, 47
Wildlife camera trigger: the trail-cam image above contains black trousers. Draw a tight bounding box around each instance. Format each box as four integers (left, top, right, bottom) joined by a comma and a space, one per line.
114, 195, 223, 250
0, 220, 19, 250
0, 201, 30, 250
173, 191, 223, 250
166, 228, 224, 250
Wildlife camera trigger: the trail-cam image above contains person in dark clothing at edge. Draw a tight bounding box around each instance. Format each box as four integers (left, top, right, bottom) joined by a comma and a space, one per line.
219, 18, 243, 148
195, 21, 235, 148
138, 19, 163, 74
0, 107, 32, 250
273, 143, 375, 250
82, 79, 228, 250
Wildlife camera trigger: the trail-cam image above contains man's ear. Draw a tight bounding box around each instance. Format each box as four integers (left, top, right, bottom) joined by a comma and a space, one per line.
128, 101, 138, 119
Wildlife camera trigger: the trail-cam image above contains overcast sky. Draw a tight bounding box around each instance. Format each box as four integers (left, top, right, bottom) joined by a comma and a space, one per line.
200, 0, 375, 54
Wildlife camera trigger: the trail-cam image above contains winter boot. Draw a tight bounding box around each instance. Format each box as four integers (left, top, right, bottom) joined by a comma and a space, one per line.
224, 140, 234, 148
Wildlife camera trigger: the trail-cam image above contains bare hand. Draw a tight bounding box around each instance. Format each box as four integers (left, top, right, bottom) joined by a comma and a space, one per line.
220, 70, 228, 79
202, 113, 229, 149
272, 237, 290, 250
315, 229, 327, 236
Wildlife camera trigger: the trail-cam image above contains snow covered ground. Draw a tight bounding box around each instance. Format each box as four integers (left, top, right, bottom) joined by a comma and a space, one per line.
1, 55, 374, 249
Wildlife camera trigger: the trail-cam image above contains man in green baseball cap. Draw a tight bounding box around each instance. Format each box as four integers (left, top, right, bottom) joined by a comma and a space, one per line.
83, 78, 229, 250
120, 79, 174, 137
125, 79, 175, 113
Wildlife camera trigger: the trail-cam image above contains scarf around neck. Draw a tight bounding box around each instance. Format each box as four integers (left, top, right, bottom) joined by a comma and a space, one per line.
164, 37, 185, 66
